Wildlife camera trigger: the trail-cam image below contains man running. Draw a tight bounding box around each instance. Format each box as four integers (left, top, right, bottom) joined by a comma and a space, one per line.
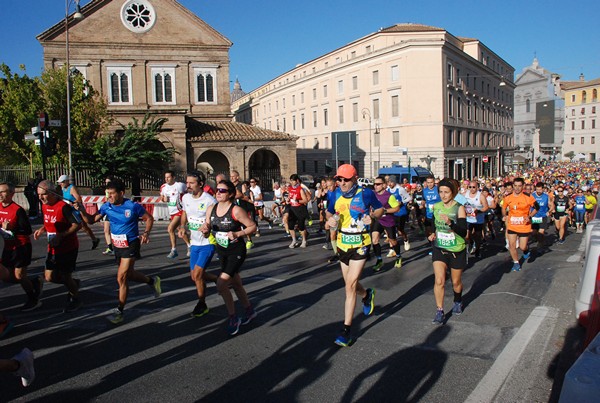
552, 185, 570, 244
249, 178, 273, 235
387, 176, 412, 253
33, 180, 82, 312
76, 179, 160, 324
0, 183, 41, 311
326, 164, 383, 346
464, 180, 489, 258
502, 178, 539, 272
178, 171, 217, 317
160, 170, 190, 258
422, 175, 442, 255
531, 182, 552, 251
371, 176, 401, 271
57, 175, 100, 249
288, 174, 310, 248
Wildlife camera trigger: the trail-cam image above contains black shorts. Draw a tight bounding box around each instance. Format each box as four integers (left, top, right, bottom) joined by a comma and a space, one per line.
46, 249, 78, 273
507, 229, 531, 237
217, 241, 246, 277
531, 217, 549, 230
288, 206, 308, 231
283, 205, 290, 215
423, 217, 434, 229
553, 212, 567, 220
467, 223, 484, 231
114, 238, 141, 263
337, 245, 371, 266
370, 219, 397, 240
394, 215, 408, 232
1, 244, 32, 269
432, 247, 466, 269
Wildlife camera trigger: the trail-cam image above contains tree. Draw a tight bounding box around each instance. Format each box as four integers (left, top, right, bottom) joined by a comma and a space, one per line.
0, 64, 44, 165
76, 114, 176, 193
564, 151, 575, 161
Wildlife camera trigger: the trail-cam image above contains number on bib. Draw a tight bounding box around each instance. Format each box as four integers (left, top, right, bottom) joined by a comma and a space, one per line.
111, 233, 129, 249
341, 233, 362, 246
215, 231, 229, 248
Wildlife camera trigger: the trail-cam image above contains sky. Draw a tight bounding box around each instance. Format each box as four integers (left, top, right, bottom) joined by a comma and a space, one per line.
1, 0, 599, 93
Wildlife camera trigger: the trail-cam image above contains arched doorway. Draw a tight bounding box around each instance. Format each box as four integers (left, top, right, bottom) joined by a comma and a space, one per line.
196, 150, 230, 183
248, 149, 281, 191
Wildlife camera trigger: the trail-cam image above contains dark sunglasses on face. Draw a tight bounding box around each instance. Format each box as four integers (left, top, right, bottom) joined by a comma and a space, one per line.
216, 188, 229, 194
374, 182, 385, 186
336, 177, 352, 183
468, 186, 477, 188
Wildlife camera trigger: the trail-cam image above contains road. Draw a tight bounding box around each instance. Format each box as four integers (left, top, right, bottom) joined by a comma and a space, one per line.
1, 218, 585, 402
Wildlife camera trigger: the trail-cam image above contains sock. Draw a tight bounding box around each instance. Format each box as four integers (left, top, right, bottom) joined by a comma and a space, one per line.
393, 242, 401, 256
343, 324, 351, 334
148, 277, 154, 286
117, 305, 124, 312
373, 243, 382, 257
453, 291, 462, 303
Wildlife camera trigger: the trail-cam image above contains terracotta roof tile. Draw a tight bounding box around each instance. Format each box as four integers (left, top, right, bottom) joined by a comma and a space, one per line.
187, 119, 298, 142
379, 23, 445, 33
561, 78, 600, 90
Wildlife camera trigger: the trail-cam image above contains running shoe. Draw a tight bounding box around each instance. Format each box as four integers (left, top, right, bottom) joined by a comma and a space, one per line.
394, 258, 402, 269
268, 224, 273, 230
32, 276, 44, 300
372, 259, 383, 272
428, 250, 433, 256
300, 241, 307, 248
386, 250, 396, 258
108, 308, 124, 325
362, 288, 375, 316
289, 240, 298, 249
475, 250, 482, 258
63, 295, 82, 313
91, 238, 100, 250
152, 276, 162, 298
432, 309, 444, 325
187, 246, 191, 258
557, 238, 565, 245
246, 241, 254, 250
21, 298, 41, 312
255, 231, 261, 237
241, 306, 257, 325
452, 301, 463, 315
102, 247, 114, 255
334, 332, 353, 347
12, 348, 35, 387
322, 243, 330, 250
328, 254, 339, 263
167, 249, 178, 259
308, 219, 313, 226
0, 318, 14, 339
228, 315, 241, 336
191, 300, 209, 318
404, 240, 411, 251
522, 250, 531, 260
511, 262, 521, 272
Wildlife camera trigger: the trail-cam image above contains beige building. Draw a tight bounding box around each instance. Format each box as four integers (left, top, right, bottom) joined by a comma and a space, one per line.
37, 0, 297, 187
233, 23, 515, 180
562, 75, 600, 161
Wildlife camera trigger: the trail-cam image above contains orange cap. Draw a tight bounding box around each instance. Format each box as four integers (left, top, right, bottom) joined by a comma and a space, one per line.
336, 164, 357, 179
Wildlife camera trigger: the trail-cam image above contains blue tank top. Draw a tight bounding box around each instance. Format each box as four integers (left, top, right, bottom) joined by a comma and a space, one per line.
62, 184, 76, 202
423, 186, 441, 219
533, 192, 549, 217
574, 195, 586, 212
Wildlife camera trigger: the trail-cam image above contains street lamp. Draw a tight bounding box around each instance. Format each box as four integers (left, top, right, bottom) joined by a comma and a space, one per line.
362, 108, 373, 178
66, 0, 84, 180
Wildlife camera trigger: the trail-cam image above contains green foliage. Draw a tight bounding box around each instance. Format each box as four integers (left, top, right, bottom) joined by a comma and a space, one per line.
76, 114, 176, 183
564, 151, 575, 161
0, 64, 44, 164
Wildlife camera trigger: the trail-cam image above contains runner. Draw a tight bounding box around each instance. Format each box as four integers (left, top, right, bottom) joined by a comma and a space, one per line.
57, 175, 100, 249
230, 170, 256, 249
585, 188, 597, 226
531, 182, 553, 251
287, 174, 310, 248
502, 178, 539, 272
272, 181, 284, 223
76, 179, 160, 324
249, 177, 273, 234
325, 177, 340, 262
387, 175, 412, 253
423, 175, 442, 256
326, 164, 383, 346
428, 178, 467, 324
160, 170, 190, 258
202, 180, 257, 336
178, 171, 217, 317
464, 180, 489, 258
573, 188, 587, 233
552, 185, 571, 244
0, 182, 42, 311
316, 179, 328, 236
482, 187, 497, 240
102, 175, 115, 255
412, 183, 425, 235
33, 180, 82, 312
370, 176, 402, 271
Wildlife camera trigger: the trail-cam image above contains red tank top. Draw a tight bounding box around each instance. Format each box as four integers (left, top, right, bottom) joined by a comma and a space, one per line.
42, 200, 79, 253
288, 185, 302, 207
0, 202, 31, 249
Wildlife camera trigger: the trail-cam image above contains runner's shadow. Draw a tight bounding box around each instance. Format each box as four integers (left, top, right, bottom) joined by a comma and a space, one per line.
461, 259, 508, 310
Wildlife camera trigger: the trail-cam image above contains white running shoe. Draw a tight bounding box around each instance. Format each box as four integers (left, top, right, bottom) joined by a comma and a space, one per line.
404, 240, 411, 251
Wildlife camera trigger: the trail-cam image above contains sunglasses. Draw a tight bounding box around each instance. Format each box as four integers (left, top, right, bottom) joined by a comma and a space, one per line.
374, 182, 385, 186
216, 188, 229, 194
250, 181, 256, 183
468, 186, 477, 188
336, 177, 352, 183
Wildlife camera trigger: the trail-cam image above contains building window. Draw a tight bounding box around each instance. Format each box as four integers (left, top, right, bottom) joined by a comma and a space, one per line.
276, 101, 279, 111
593, 119, 596, 129
338, 105, 344, 124
448, 93, 453, 117
314, 160, 318, 172
456, 130, 461, 146
312, 88, 317, 100
457, 97, 462, 119
467, 100, 472, 120
393, 130, 400, 146
373, 99, 380, 119
325, 136, 329, 148
592, 136, 596, 144
120, 0, 156, 33
581, 137, 584, 144
391, 65, 399, 82
571, 109, 575, 116
194, 67, 217, 104
582, 91, 587, 103
301, 92, 304, 103
352, 76, 358, 90
572, 121, 575, 130
107, 66, 132, 104
593, 106, 597, 114
314, 137, 319, 149
581, 107, 585, 115
374, 131, 380, 147
324, 109, 328, 126
292, 94, 295, 106
292, 115, 296, 130
338, 80, 344, 94
352, 102, 358, 122
571, 94, 576, 102
372, 70, 379, 85
571, 137, 574, 145
323, 85, 328, 98
301, 113, 305, 129
447, 63, 453, 82
391, 95, 399, 118
313, 111, 317, 127
447, 129, 453, 146
593, 89, 598, 102
582, 121, 586, 129
466, 131, 471, 146
526, 99, 530, 113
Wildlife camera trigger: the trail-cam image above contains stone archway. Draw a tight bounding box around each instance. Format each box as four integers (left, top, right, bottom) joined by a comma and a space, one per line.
248, 148, 281, 191
196, 150, 230, 181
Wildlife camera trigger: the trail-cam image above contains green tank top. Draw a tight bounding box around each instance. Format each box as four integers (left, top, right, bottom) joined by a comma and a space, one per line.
433, 201, 466, 253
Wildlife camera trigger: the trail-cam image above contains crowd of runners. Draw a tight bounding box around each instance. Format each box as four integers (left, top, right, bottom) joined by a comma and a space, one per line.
1, 161, 598, 385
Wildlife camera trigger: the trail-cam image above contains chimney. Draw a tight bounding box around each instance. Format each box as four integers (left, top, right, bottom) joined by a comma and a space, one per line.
579, 73, 585, 81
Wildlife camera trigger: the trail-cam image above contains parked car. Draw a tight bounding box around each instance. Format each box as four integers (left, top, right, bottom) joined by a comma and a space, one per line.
358, 177, 374, 188
378, 165, 433, 184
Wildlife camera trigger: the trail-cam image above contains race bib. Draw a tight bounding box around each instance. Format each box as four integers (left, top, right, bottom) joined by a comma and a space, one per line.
576, 204, 584, 210
111, 233, 129, 248
510, 216, 525, 225
531, 216, 543, 224
167, 196, 177, 207
436, 231, 456, 248
215, 231, 229, 248
556, 205, 566, 213
427, 204, 434, 212
341, 233, 362, 246
187, 216, 205, 231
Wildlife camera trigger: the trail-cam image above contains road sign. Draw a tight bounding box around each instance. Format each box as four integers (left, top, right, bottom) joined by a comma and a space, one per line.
483, 156, 489, 163
49, 120, 61, 127
24, 134, 37, 141
456, 158, 464, 164
39, 112, 48, 129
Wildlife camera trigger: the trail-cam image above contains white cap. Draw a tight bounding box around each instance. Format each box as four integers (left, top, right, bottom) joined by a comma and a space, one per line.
57, 174, 69, 183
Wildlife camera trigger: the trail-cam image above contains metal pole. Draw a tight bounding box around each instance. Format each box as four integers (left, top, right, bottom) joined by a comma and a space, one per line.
66, 0, 73, 180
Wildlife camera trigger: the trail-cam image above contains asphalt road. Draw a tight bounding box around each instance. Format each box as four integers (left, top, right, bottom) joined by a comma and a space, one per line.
1, 218, 586, 402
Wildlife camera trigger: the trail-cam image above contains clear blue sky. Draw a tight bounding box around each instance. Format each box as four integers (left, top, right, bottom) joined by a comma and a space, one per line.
1, 0, 599, 93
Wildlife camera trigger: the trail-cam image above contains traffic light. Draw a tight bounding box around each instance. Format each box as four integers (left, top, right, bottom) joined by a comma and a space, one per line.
43, 136, 57, 157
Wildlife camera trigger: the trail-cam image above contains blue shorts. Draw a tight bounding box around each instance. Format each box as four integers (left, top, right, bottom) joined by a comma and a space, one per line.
189, 244, 215, 271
